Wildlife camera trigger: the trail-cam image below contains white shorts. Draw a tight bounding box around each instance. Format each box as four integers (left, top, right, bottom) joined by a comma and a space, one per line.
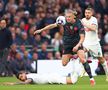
83, 43, 103, 57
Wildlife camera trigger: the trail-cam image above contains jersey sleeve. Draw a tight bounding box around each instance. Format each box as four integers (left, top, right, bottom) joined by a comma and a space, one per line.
91, 17, 98, 25
27, 74, 33, 80
26, 74, 33, 83
78, 20, 85, 35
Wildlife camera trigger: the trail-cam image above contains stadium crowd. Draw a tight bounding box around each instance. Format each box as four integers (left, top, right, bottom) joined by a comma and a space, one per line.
0, 0, 108, 76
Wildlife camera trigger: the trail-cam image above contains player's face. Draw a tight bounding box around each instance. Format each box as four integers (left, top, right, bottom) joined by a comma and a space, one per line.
65, 13, 75, 23
85, 10, 92, 19
19, 73, 27, 81
0, 20, 6, 28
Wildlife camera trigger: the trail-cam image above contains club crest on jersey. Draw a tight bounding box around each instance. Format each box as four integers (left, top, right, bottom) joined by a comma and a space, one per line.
74, 27, 78, 31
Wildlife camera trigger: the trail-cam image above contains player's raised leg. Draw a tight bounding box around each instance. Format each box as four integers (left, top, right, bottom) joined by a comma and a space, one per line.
77, 49, 95, 86
48, 72, 78, 84
62, 54, 72, 66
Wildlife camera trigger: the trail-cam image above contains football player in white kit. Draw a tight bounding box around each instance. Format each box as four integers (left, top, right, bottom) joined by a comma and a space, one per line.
82, 7, 108, 81
1, 71, 78, 85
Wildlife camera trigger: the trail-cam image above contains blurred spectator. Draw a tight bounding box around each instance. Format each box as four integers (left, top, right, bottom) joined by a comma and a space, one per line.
51, 32, 63, 52
103, 44, 108, 52
95, 13, 102, 28
28, 26, 36, 45
7, 44, 18, 61
17, 0, 25, 9
47, 52, 54, 60
18, 44, 26, 57
30, 46, 38, 55
19, 21, 26, 32
41, 31, 51, 44
0, 0, 5, 17
38, 43, 48, 60
32, 52, 38, 61
34, 34, 42, 45
23, 50, 33, 71
104, 32, 108, 44
0, 19, 13, 76
12, 16, 20, 26
104, 52, 108, 65
54, 51, 61, 60
11, 32, 16, 42
20, 32, 30, 45
94, 0, 108, 14
23, 50, 32, 61
25, 0, 36, 15
31, 52, 38, 73
22, 10, 30, 24
9, 53, 31, 73
5, 0, 17, 11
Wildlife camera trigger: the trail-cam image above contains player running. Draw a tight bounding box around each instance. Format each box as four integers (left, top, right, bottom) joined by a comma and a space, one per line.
1, 71, 78, 85
82, 7, 108, 81
34, 9, 95, 86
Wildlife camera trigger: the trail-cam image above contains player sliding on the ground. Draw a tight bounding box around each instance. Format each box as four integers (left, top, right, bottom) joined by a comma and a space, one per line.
1, 71, 78, 85
34, 9, 95, 86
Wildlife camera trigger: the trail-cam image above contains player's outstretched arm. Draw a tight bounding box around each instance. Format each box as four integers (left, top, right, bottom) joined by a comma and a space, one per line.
1, 79, 32, 85
83, 24, 97, 31
78, 34, 85, 46
34, 23, 58, 35
73, 34, 85, 52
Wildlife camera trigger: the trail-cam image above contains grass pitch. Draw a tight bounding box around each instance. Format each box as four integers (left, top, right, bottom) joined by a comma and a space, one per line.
0, 75, 107, 90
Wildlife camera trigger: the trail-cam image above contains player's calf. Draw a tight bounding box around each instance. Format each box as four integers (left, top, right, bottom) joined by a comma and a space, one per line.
71, 72, 79, 84
62, 54, 71, 66
98, 57, 108, 81
66, 72, 79, 84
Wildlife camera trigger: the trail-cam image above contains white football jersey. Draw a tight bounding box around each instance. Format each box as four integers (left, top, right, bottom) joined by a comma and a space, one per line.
26, 73, 49, 84
82, 16, 100, 45
26, 73, 66, 84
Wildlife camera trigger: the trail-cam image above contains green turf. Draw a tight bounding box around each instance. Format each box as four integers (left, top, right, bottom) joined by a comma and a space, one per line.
0, 75, 107, 90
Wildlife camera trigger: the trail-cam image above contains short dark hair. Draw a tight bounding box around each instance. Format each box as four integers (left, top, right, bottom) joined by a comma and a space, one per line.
85, 7, 93, 12
15, 71, 26, 79
0, 15, 9, 23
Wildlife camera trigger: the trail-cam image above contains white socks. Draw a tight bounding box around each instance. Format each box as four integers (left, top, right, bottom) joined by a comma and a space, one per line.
71, 72, 78, 84
102, 61, 108, 76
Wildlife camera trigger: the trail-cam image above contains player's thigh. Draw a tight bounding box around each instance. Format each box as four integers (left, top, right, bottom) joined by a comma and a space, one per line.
62, 54, 72, 66
97, 57, 105, 63
77, 50, 86, 63
89, 44, 103, 57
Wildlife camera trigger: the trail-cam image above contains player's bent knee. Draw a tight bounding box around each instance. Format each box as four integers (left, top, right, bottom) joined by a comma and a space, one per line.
62, 59, 69, 66
80, 59, 86, 64
62, 62, 67, 66
98, 57, 106, 64
71, 77, 78, 84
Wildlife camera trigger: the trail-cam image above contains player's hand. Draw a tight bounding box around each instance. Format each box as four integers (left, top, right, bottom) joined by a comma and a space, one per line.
72, 45, 79, 52
81, 20, 87, 27
2, 82, 15, 85
34, 30, 42, 35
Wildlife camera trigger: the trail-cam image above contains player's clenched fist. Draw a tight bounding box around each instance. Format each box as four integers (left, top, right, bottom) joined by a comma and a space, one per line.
34, 30, 42, 35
